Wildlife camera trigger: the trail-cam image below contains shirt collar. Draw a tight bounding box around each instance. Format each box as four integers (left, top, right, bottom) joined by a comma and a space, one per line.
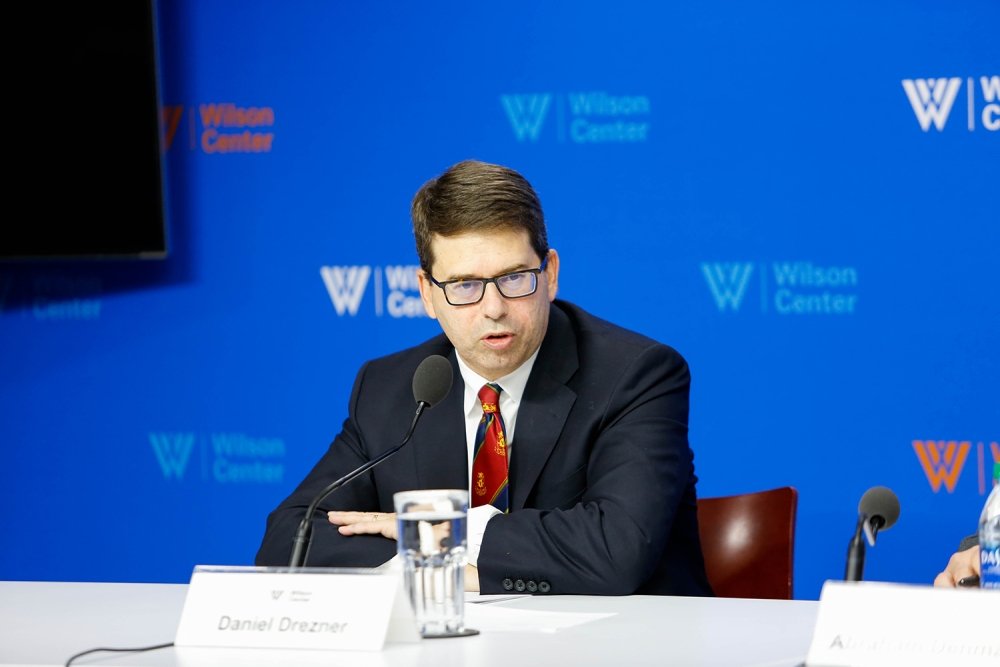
456, 347, 540, 413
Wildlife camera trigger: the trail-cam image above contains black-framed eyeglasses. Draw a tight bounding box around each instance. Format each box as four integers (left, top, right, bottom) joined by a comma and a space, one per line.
427, 256, 549, 306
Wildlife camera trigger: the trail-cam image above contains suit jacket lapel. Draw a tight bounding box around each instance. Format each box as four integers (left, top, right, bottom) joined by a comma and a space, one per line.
509, 305, 579, 510
404, 350, 468, 490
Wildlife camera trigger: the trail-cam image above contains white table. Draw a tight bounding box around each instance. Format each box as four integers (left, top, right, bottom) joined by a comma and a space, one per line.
0, 581, 817, 666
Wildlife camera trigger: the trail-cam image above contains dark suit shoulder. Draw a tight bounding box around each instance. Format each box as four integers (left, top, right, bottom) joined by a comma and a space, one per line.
344, 334, 459, 428
553, 299, 686, 366
360, 334, 455, 380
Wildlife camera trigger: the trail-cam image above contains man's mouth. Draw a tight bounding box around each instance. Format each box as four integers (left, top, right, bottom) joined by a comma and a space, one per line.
481, 332, 514, 350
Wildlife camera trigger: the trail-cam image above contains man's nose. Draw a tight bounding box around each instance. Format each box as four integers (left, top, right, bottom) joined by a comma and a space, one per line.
480, 282, 507, 318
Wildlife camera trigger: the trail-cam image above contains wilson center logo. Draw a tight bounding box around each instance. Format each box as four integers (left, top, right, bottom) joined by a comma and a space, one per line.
700, 262, 858, 315
320, 265, 371, 316
701, 263, 755, 311
500, 91, 651, 144
159, 102, 277, 153
150, 432, 285, 483
319, 265, 426, 318
150, 432, 196, 480
912, 440, 1000, 494
901, 76, 1000, 132
501, 94, 552, 141
31, 274, 102, 321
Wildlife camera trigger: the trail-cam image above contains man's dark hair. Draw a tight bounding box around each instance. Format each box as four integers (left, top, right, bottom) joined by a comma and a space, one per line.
411, 160, 548, 273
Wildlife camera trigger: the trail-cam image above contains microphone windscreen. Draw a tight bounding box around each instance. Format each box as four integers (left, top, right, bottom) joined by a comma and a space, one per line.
858, 486, 900, 530
412, 354, 453, 407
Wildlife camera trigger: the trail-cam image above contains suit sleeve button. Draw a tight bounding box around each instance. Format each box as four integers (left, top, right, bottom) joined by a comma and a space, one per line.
526, 580, 538, 593
502, 578, 514, 591
514, 579, 526, 592
538, 580, 551, 593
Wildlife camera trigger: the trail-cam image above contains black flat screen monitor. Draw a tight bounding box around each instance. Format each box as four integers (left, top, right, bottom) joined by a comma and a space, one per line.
2, 1, 168, 260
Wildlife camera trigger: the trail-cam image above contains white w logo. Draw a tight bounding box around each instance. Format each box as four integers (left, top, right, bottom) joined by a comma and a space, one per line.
150, 433, 195, 480
320, 265, 371, 316
901, 78, 962, 131
500, 94, 552, 141
701, 263, 754, 312
982, 76, 1000, 102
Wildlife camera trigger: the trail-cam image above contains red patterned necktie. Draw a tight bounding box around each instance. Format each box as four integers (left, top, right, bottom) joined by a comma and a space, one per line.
471, 383, 509, 512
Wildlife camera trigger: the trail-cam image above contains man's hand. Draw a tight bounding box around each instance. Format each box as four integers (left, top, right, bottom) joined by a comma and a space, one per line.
933, 545, 981, 587
328, 511, 398, 540
465, 564, 480, 592
329, 511, 482, 592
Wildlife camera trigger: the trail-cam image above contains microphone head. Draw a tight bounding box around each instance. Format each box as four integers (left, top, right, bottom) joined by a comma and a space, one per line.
412, 354, 453, 408
858, 485, 900, 530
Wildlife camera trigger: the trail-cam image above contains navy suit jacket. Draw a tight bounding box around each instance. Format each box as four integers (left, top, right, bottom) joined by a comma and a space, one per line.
255, 300, 712, 596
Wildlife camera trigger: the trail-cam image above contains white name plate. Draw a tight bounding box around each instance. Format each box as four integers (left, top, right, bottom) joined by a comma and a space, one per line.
806, 580, 999, 667
174, 565, 420, 652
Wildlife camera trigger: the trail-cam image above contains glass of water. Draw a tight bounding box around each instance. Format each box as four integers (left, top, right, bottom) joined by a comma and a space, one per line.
393, 488, 475, 637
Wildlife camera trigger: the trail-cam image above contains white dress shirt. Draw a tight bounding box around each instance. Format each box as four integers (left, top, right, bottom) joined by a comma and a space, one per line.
456, 347, 540, 567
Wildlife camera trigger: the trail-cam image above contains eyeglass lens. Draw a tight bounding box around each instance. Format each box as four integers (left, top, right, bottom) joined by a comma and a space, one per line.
445, 271, 538, 304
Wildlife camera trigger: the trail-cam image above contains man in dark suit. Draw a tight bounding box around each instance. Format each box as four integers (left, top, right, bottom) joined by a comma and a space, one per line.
255, 160, 712, 596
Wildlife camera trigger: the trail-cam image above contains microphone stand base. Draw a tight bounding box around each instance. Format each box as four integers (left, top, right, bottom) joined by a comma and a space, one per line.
423, 627, 480, 639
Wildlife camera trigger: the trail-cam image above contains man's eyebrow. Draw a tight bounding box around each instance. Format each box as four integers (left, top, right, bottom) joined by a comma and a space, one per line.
443, 263, 533, 282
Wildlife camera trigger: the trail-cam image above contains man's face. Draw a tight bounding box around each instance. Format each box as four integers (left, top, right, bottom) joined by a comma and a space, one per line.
417, 229, 559, 381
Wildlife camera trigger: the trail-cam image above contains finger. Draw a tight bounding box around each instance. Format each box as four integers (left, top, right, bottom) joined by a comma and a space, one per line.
465, 564, 480, 592
327, 511, 364, 525
337, 521, 383, 535
933, 571, 956, 587
945, 550, 978, 581
337, 518, 397, 540
328, 511, 391, 525
968, 547, 982, 576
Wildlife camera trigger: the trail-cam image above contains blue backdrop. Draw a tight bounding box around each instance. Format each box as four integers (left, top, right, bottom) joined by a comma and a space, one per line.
1, 0, 997, 600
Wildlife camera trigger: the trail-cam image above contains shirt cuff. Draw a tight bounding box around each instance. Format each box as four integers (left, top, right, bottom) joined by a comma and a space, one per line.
466, 504, 502, 567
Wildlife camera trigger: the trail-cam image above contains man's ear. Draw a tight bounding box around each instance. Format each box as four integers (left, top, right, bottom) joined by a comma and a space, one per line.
417, 268, 438, 320
543, 249, 560, 302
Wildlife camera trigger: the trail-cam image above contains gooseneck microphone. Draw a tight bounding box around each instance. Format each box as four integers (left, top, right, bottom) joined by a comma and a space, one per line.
288, 354, 453, 568
844, 485, 900, 582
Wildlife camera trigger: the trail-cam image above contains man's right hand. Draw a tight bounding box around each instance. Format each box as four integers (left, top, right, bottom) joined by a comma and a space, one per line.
933, 545, 981, 587
328, 511, 398, 540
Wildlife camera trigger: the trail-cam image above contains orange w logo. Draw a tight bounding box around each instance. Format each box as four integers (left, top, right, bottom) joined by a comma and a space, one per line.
161, 105, 184, 151
912, 440, 970, 493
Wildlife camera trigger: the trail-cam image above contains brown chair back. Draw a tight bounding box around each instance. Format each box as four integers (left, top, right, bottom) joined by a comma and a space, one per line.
696, 486, 798, 599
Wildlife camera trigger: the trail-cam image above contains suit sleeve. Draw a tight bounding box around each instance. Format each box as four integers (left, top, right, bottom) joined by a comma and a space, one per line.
958, 534, 979, 551
254, 361, 398, 568
477, 343, 695, 595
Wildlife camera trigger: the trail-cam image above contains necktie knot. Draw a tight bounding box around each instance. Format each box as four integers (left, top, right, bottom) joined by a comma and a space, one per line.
478, 383, 500, 413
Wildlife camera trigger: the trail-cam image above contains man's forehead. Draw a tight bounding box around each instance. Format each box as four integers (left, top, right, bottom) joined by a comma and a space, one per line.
429, 229, 538, 275
430, 227, 531, 247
